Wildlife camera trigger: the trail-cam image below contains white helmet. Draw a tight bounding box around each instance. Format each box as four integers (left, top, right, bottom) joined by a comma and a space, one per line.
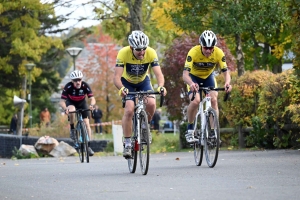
128, 30, 149, 49
199, 30, 217, 47
70, 70, 83, 80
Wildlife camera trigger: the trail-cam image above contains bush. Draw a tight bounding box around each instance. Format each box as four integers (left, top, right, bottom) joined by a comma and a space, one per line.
11, 147, 39, 159
179, 122, 190, 149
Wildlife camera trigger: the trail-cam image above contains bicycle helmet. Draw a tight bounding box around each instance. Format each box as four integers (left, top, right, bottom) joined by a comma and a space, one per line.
70, 70, 83, 80
128, 30, 149, 49
199, 30, 217, 47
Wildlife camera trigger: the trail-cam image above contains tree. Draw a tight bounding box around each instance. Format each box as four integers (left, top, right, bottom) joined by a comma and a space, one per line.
0, 0, 64, 126
169, 0, 290, 76
80, 28, 122, 126
0, 0, 94, 126
286, 0, 300, 75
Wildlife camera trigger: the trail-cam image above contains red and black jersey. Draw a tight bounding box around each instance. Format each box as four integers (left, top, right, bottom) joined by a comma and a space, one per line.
61, 81, 94, 103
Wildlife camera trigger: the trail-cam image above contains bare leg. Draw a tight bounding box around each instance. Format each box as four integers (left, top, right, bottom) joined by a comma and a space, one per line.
187, 93, 200, 124
122, 100, 135, 138
145, 96, 156, 123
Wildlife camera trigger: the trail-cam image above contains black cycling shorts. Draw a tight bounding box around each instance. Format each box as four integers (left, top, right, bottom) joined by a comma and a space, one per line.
66, 100, 90, 119
121, 75, 154, 101
187, 73, 217, 95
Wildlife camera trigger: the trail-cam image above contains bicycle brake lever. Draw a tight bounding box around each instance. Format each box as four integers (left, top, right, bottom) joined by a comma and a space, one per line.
224, 87, 230, 102
159, 88, 164, 107
191, 91, 196, 101
122, 97, 126, 108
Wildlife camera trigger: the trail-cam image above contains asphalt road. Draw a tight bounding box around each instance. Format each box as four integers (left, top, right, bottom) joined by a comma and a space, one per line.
0, 150, 299, 200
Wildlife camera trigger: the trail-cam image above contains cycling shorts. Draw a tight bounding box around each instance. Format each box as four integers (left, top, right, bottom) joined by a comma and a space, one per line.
121, 75, 154, 101
187, 73, 217, 95
66, 100, 90, 119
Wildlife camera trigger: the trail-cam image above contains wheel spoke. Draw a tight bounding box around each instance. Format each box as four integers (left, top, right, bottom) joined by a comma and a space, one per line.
139, 110, 149, 175
204, 107, 220, 168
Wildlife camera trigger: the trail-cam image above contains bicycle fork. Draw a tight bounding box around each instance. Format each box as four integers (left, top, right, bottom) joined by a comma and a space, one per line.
200, 94, 212, 146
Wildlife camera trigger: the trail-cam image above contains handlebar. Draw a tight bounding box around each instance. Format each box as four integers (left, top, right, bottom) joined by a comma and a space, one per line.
69, 108, 94, 118
122, 90, 165, 108
191, 86, 230, 102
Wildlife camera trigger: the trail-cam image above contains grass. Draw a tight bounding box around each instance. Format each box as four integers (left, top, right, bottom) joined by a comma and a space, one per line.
151, 132, 180, 153
91, 131, 181, 157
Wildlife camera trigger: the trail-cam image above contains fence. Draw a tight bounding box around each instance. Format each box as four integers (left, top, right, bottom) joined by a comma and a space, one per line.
0, 134, 110, 158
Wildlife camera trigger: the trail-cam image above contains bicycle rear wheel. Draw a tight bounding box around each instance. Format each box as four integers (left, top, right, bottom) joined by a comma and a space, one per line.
204, 107, 220, 168
80, 121, 89, 163
139, 110, 150, 175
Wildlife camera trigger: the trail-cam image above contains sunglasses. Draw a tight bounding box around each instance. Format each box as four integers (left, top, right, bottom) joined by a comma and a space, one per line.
134, 47, 147, 52
203, 46, 214, 50
72, 79, 82, 82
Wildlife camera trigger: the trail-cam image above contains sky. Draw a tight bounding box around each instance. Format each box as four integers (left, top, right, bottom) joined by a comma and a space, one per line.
43, 0, 101, 30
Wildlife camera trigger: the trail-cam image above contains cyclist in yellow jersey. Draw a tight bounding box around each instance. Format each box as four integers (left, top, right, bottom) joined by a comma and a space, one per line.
182, 30, 232, 143
113, 30, 167, 157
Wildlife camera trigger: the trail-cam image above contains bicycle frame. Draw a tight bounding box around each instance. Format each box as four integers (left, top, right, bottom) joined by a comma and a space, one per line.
193, 91, 212, 144
69, 109, 92, 163
123, 91, 164, 145
134, 95, 147, 146
76, 113, 89, 142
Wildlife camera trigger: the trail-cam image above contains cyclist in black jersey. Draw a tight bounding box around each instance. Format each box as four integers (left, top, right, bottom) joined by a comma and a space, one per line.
59, 70, 96, 156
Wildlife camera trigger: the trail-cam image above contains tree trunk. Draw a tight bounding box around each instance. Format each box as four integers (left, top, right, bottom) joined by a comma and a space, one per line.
251, 32, 259, 70
125, 0, 143, 31
235, 33, 245, 77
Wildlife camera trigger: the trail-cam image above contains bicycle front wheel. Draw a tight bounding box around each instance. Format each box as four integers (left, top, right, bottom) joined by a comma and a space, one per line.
80, 121, 89, 163
128, 138, 138, 173
204, 107, 220, 168
75, 125, 84, 163
194, 113, 203, 166
139, 110, 150, 175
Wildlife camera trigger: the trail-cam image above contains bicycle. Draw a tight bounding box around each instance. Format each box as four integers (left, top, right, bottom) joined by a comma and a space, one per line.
69, 108, 93, 163
122, 89, 164, 175
190, 86, 230, 168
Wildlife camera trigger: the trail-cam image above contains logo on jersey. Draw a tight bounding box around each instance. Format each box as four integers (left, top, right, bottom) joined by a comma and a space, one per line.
187, 56, 192, 62
130, 65, 145, 75
79, 90, 84, 95
222, 56, 226, 62
116, 59, 123, 66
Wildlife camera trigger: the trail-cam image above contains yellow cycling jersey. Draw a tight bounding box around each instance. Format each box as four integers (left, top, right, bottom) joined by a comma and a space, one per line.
184, 45, 228, 79
116, 46, 160, 84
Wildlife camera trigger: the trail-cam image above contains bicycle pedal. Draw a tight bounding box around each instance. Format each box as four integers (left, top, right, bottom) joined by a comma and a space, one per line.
124, 155, 133, 159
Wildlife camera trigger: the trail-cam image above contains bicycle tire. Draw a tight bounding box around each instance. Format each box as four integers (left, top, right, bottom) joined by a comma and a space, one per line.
194, 113, 203, 166
139, 110, 150, 175
204, 107, 220, 168
75, 125, 84, 163
128, 117, 137, 173
80, 121, 89, 163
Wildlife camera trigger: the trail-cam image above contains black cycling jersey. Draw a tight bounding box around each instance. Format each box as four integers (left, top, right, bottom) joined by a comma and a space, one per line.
61, 81, 94, 103
61, 81, 94, 119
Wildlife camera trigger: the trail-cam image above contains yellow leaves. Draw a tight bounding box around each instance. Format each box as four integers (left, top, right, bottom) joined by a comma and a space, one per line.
151, 0, 183, 34
271, 35, 292, 59
271, 44, 284, 59
10, 32, 63, 63
1, 0, 63, 64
